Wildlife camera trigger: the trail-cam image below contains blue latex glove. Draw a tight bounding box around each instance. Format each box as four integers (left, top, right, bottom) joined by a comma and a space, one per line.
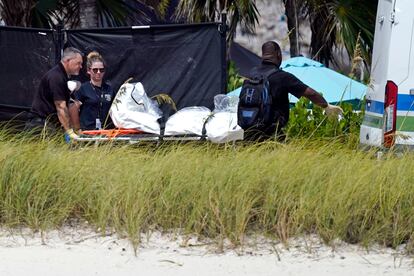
64, 133, 71, 143
64, 129, 79, 143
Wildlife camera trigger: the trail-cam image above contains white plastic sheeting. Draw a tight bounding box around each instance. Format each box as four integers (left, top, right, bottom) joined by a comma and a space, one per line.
205, 112, 243, 143
206, 94, 244, 143
164, 107, 211, 136
110, 82, 161, 134
110, 82, 244, 143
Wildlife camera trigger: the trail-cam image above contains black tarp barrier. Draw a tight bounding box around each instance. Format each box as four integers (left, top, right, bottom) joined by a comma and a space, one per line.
229, 42, 261, 77
0, 26, 56, 122
66, 23, 225, 110
0, 22, 226, 122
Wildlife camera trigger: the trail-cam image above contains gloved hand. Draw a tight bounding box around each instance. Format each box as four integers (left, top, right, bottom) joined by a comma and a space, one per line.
324, 104, 343, 118
64, 128, 79, 143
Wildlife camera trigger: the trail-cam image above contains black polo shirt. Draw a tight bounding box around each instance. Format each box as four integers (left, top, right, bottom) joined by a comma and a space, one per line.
31, 62, 70, 118
74, 82, 115, 130
249, 61, 308, 128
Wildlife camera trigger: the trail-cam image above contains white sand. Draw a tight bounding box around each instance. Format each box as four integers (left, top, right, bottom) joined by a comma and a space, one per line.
0, 227, 412, 276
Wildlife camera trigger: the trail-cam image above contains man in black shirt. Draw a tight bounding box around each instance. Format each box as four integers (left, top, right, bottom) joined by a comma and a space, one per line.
245, 41, 342, 139
27, 47, 83, 140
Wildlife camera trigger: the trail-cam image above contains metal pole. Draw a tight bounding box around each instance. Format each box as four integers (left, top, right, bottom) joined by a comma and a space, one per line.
219, 12, 227, 94
294, 0, 300, 54
55, 20, 64, 64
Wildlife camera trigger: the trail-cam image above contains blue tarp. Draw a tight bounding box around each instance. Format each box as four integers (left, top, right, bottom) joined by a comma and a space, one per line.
228, 57, 367, 107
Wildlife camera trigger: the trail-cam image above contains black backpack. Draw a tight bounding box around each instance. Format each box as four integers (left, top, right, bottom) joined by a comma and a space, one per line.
237, 69, 278, 132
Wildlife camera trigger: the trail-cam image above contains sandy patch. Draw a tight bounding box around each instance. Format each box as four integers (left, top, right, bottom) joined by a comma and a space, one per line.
0, 226, 412, 276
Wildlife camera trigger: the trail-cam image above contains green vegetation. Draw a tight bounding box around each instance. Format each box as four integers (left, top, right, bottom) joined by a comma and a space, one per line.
0, 54, 368, 252
286, 98, 363, 143
227, 61, 244, 92
304, 0, 376, 66
1, 128, 414, 254
226, 64, 364, 143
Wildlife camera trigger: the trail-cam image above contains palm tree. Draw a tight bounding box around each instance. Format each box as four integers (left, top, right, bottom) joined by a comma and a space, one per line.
56, 0, 145, 28
0, 0, 149, 28
175, 0, 259, 42
282, 0, 376, 66
0, 0, 38, 27
79, 0, 98, 28
138, 0, 173, 21
304, 0, 376, 66
283, 0, 304, 57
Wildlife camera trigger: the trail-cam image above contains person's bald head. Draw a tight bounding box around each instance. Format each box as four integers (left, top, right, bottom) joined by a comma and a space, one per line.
261, 41, 282, 67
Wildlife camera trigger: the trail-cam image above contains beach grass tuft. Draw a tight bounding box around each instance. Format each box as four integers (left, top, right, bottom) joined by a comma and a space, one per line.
1, 129, 414, 253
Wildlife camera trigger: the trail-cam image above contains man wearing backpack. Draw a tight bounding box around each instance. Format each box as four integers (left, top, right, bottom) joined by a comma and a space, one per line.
238, 41, 343, 140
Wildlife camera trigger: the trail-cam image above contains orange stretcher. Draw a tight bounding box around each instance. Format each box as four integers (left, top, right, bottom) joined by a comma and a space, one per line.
80, 128, 145, 138
76, 129, 204, 142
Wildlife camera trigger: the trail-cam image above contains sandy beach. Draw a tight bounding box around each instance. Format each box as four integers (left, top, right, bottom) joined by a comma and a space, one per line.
0, 226, 412, 276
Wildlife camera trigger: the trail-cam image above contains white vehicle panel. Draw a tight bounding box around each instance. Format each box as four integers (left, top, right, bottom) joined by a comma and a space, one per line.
360, 125, 383, 146
366, 0, 395, 103
395, 131, 414, 145
388, 2, 414, 86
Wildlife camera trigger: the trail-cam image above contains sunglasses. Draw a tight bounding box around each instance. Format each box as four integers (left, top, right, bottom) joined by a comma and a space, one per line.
91, 68, 105, 73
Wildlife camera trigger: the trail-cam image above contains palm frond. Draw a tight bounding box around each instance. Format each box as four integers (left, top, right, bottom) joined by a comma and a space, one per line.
175, 0, 259, 41
306, 0, 376, 66
151, 94, 177, 111
96, 0, 137, 27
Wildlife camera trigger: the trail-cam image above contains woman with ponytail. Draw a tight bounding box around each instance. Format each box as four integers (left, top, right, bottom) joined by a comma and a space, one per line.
70, 51, 115, 130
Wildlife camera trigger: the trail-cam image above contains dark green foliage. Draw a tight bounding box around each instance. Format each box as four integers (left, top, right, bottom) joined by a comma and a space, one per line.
175, 0, 259, 42
286, 97, 364, 141
304, 0, 377, 66
226, 65, 364, 142
227, 61, 244, 92
1, 0, 143, 28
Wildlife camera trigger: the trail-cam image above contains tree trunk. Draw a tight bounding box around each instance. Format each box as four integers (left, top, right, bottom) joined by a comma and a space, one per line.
284, 0, 300, 57
309, 7, 335, 66
78, 0, 98, 28
0, 0, 36, 27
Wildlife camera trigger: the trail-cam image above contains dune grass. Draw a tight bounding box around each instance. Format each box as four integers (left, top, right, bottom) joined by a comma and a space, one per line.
1, 129, 414, 253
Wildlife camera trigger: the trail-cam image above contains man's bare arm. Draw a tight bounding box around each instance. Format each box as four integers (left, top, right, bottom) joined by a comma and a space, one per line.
54, 100, 71, 131
302, 87, 328, 108
302, 87, 343, 117
68, 100, 82, 131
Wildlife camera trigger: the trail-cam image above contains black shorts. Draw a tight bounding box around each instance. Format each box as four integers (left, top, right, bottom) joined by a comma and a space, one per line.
24, 114, 60, 136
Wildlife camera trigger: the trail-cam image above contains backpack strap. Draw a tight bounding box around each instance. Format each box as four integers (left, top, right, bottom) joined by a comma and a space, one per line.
262, 68, 279, 79
249, 67, 279, 81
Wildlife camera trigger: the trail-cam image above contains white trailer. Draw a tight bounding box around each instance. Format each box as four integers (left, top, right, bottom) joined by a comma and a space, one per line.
360, 0, 414, 148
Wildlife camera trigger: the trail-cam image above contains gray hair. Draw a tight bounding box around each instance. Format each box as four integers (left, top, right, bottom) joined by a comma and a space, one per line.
61, 47, 83, 61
